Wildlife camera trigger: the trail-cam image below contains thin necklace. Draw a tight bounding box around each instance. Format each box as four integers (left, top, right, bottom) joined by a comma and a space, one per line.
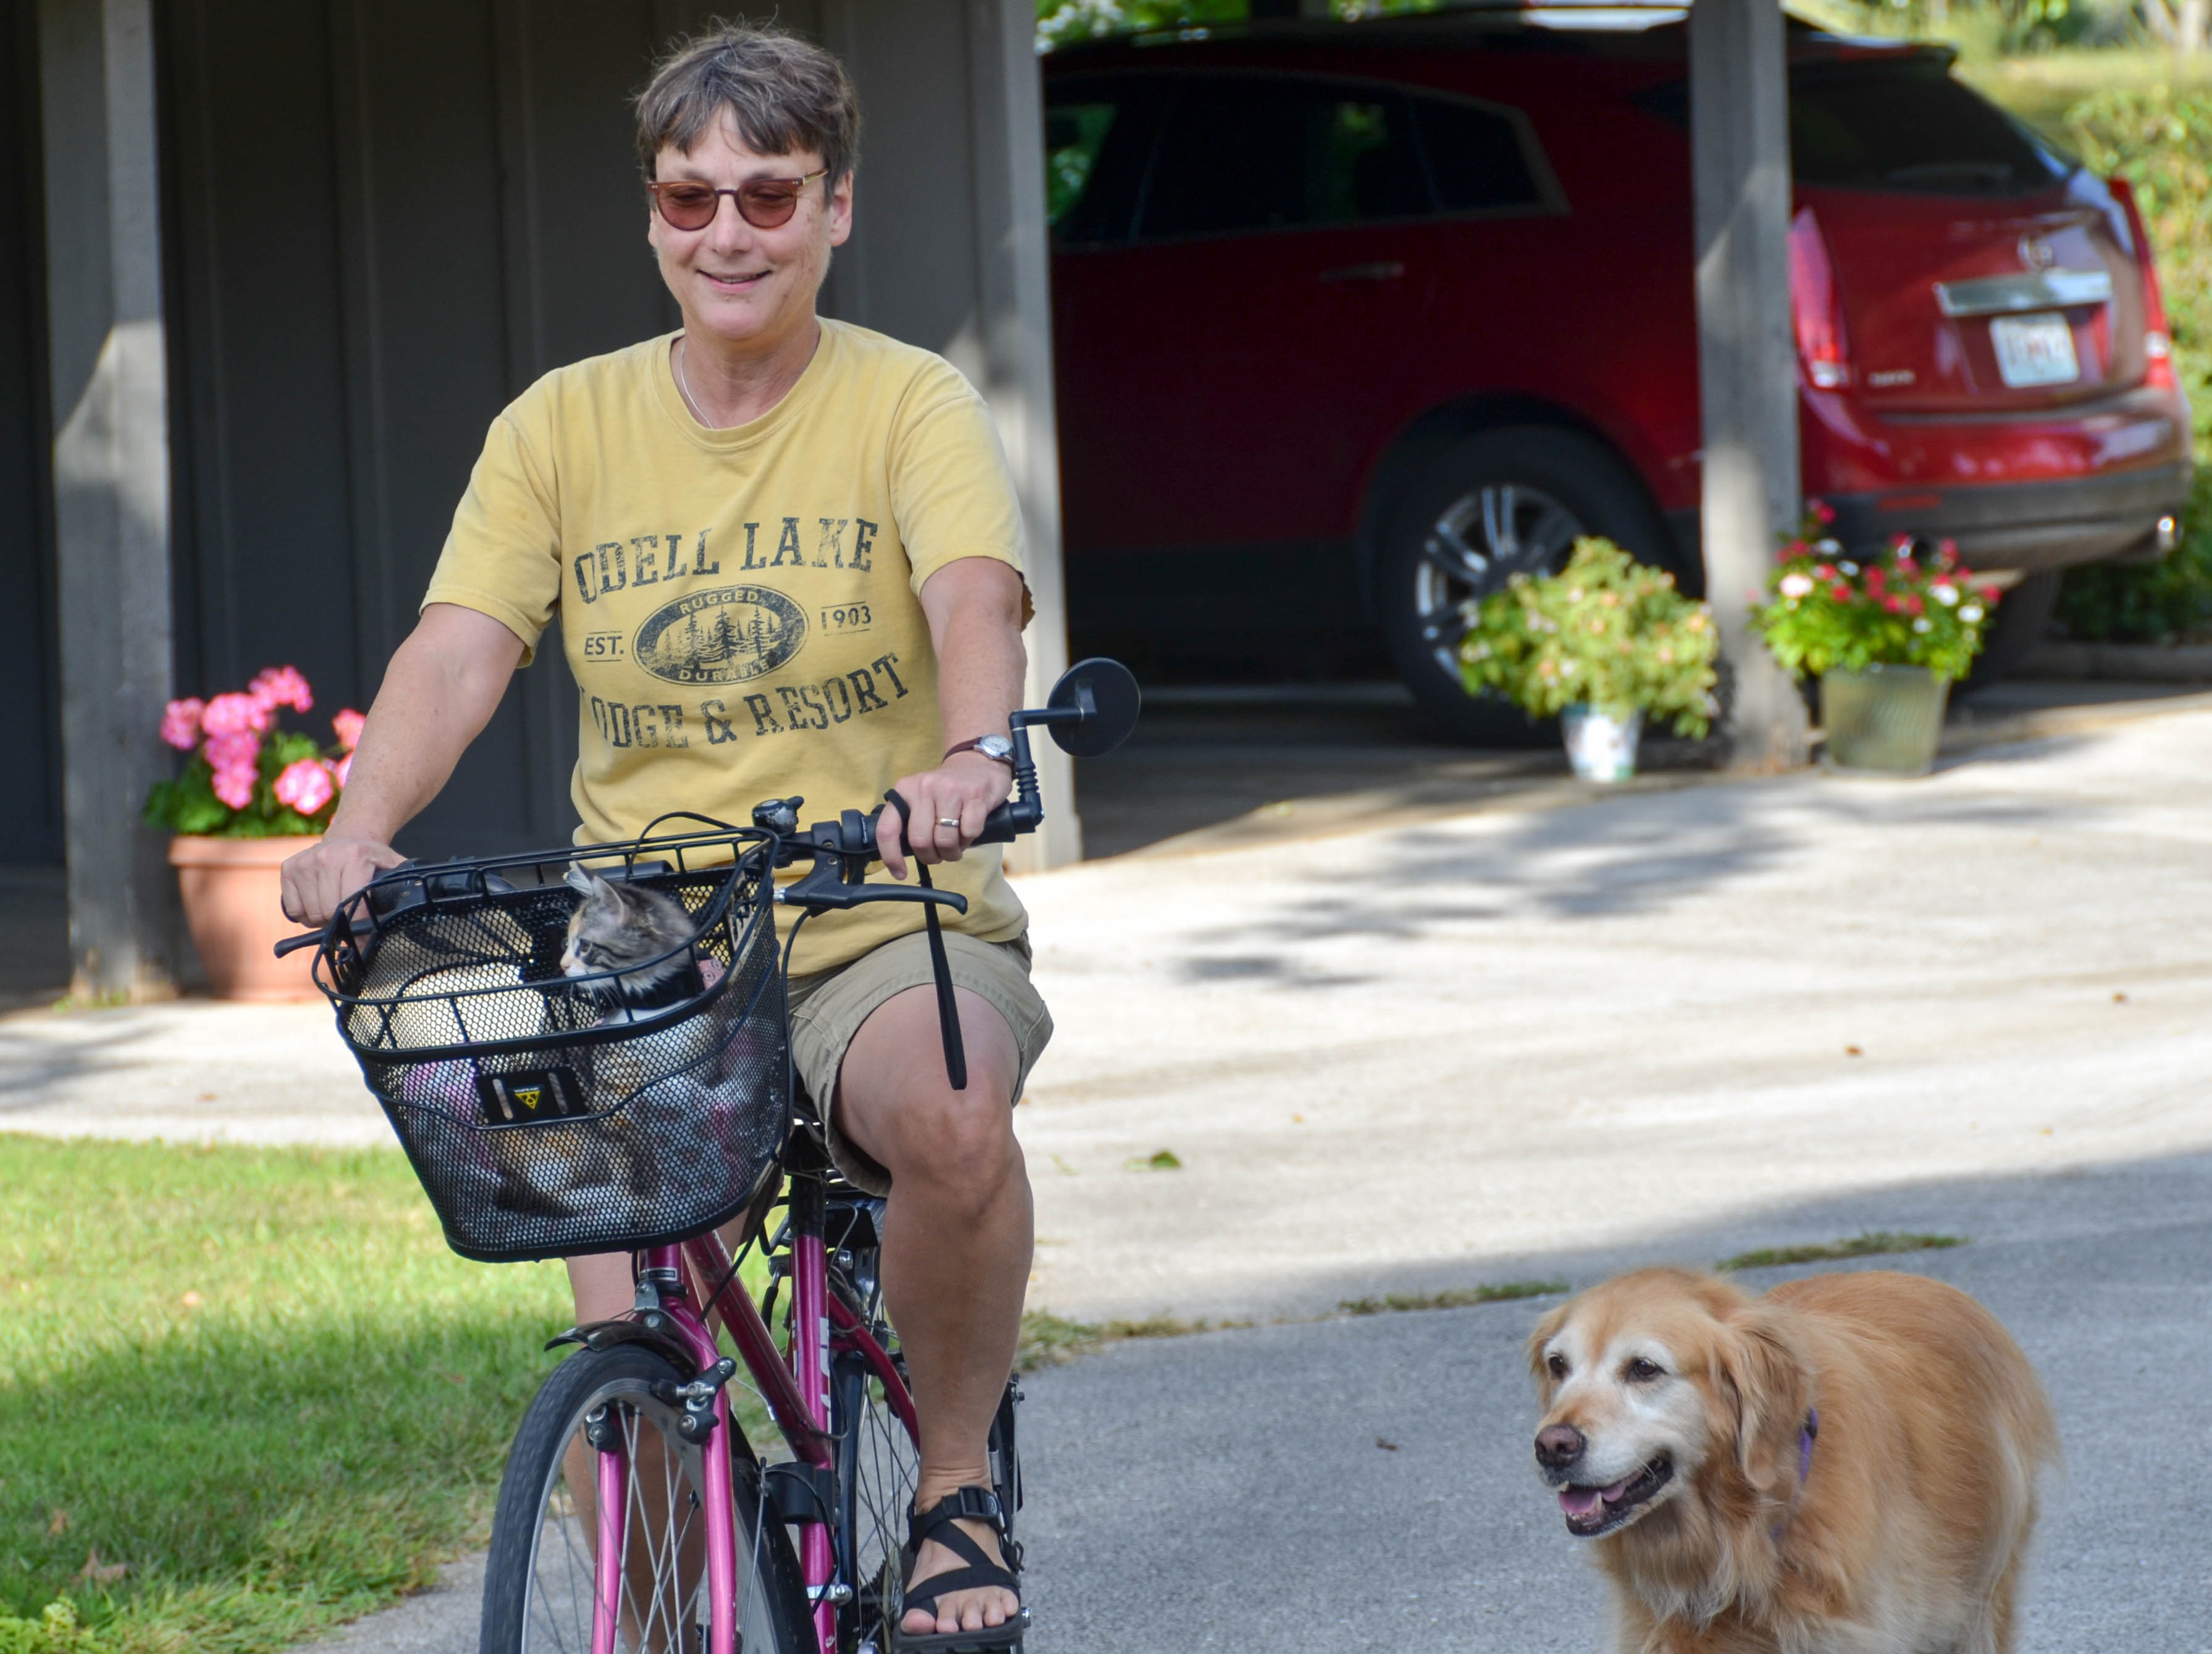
675, 335, 707, 426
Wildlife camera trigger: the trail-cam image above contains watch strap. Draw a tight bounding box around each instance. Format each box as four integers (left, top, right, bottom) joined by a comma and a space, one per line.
943, 736, 1014, 766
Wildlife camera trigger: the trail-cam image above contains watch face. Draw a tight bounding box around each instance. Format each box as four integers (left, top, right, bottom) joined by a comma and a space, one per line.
977, 734, 1014, 760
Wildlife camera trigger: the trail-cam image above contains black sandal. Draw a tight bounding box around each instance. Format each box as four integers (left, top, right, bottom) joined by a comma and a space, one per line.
894, 1487, 1028, 1653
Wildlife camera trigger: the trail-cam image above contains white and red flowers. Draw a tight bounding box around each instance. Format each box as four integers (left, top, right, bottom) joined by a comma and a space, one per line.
150, 666, 365, 834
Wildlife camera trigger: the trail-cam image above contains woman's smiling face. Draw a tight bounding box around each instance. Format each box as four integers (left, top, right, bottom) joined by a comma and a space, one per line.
647, 112, 852, 355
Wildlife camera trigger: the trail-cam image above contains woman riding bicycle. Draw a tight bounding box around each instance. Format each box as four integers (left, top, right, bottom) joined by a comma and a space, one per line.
279, 24, 1043, 1648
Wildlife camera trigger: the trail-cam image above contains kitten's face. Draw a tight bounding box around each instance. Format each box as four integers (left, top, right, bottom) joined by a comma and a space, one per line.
560, 870, 692, 989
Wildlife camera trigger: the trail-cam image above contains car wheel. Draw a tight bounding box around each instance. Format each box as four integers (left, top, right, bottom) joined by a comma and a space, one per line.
1377, 427, 1678, 745
1964, 570, 2060, 686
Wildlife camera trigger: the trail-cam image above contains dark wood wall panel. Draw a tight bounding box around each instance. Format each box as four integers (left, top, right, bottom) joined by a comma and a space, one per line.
162, 0, 709, 857
0, 0, 60, 863
164, 0, 357, 711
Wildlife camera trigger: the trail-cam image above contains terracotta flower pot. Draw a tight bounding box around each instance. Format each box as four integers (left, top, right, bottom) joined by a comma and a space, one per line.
169, 834, 322, 1002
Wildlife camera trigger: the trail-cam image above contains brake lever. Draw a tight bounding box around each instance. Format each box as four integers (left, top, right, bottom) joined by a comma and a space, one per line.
778, 808, 969, 916
780, 863, 969, 913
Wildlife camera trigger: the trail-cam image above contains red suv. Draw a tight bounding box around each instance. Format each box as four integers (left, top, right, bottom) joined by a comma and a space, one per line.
1043, 12, 2193, 737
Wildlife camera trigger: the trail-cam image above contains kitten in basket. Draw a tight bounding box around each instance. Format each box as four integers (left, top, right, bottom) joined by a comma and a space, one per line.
560, 866, 730, 1123
471, 869, 731, 1222
561, 867, 707, 1011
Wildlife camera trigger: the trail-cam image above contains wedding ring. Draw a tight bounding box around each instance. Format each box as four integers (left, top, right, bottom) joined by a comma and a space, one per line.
936, 817, 961, 829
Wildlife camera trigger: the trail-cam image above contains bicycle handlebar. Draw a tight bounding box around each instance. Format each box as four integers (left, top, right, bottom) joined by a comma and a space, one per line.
271, 657, 1141, 958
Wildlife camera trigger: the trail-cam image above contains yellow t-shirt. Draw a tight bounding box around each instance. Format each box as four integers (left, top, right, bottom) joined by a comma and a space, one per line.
422, 319, 1031, 974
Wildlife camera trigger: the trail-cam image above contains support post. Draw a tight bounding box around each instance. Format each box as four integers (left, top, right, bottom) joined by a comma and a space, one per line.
39, 0, 180, 999
965, 0, 1080, 870
1691, 0, 1810, 771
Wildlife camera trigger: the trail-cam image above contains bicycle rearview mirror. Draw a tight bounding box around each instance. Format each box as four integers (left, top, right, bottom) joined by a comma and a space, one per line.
1037, 657, 1140, 758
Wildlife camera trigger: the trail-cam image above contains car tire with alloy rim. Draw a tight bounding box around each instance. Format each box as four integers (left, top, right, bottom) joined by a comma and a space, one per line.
1377, 426, 1680, 745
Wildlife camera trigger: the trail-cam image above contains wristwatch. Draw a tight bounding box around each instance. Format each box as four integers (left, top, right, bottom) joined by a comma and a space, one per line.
943, 734, 1015, 767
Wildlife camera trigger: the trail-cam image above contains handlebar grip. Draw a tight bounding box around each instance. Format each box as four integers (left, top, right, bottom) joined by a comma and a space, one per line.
970, 802, 1017, 846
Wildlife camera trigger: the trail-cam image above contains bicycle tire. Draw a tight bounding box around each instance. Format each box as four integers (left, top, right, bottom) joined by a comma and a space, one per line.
481, 1343, 811, 1654
826, 1257, 1022, 1653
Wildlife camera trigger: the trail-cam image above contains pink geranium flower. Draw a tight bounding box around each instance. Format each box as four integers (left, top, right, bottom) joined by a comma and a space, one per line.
210, 765, 257, 810
331, 708, 366, 752
201, 692, 272, 738
272, 757, 335, 817
161, 698, 205, 752
202, 729, 262, 773
249, 666, 314, 714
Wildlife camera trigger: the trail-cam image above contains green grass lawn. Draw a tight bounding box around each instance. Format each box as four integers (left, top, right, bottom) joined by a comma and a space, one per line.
0, 1137, 572, 1654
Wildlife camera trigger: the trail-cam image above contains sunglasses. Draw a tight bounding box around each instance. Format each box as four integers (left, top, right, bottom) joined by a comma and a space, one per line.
647, 170, 828, 232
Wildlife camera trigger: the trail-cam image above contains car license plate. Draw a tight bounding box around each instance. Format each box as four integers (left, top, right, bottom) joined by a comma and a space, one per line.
1989, 312, 2079, 388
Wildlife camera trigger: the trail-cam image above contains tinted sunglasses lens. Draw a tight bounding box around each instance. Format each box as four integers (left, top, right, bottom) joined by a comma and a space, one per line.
655, 185, 719, 230
737, 183, 801, 228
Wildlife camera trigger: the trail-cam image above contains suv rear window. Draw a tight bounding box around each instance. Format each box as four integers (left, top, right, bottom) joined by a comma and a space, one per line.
1634, 57, 2072, 198
1789, 59, 2071, 196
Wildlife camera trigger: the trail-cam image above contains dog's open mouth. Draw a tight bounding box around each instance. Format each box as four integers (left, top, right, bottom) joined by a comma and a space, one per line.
1558, 1455, 1673, 1537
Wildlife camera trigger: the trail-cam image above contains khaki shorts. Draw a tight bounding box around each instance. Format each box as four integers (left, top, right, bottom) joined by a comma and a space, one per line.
787, 930, 1052, 1196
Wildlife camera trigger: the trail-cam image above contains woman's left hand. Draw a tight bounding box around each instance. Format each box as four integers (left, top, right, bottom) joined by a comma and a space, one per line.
877, 749, 1012, 878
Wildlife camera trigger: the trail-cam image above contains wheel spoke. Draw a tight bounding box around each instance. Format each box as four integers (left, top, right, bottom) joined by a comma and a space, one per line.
1481, 485, 1521, 566
1421, 518, 1487, 586
1524, 501, 1581, 565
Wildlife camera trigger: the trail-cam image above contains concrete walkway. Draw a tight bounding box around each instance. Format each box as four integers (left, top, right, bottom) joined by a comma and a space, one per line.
1012, 700, 2212, 1323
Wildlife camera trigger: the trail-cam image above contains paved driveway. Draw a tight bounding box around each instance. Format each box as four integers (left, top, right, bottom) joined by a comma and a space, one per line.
7, 691, 2210, 1653
1019, 1150, 2212, 1653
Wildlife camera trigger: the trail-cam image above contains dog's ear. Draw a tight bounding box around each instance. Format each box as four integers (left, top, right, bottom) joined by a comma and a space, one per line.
1714, 1301, 1812, 1493
1526, 1300, 1571, 1399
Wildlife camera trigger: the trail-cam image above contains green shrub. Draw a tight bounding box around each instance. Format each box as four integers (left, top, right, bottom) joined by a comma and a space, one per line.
2053, 85, 2212, 642
1459, 537, 1720, 734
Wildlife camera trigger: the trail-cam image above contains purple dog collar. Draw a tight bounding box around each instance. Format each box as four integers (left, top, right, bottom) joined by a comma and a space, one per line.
1773, 1408, 1820, 1541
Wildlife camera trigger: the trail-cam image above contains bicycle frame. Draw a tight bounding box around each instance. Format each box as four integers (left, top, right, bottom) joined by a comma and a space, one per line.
582, 1178, 915, 1654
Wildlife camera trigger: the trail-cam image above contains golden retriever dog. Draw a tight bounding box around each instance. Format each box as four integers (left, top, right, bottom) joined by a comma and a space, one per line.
1527, 1268, 2058, 1654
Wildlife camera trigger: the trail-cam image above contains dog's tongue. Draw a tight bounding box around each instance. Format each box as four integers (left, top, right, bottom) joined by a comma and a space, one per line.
1558, 1475, 1638, 1519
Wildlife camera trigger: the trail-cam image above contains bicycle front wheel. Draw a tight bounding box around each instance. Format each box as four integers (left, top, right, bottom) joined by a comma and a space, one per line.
481, 1343, 810, 1654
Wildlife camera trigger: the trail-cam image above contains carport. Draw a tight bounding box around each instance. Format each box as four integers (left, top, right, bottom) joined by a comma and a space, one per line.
9, 0, 1804, 999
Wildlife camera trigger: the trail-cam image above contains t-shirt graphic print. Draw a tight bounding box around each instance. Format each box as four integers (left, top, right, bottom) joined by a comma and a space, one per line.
423, 319, 1032, 975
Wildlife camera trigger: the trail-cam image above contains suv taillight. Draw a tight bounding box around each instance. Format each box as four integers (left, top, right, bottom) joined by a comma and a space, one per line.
1788, 206, 1851, 390
2109, 177, 2177, 392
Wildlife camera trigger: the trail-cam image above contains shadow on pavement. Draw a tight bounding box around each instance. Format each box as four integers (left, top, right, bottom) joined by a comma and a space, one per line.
1068, 678, 2212, 863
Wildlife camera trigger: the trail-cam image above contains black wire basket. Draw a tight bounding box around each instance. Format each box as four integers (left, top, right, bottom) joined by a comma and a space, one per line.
309, 826, 789, 1263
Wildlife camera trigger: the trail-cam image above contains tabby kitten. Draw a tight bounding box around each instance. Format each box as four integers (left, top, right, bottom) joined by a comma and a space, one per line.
560, 867, 704, 1012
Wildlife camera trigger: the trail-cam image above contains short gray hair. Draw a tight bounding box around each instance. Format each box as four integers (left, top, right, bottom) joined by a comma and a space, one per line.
634, 23, 860, 184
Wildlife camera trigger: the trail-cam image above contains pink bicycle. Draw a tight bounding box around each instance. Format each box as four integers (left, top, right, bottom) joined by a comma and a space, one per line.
282, 660, 1139, 1654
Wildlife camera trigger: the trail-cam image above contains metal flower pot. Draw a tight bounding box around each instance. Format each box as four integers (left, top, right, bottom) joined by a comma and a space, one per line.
1820, 664, 1949, 776
1562, 705, 1643, 783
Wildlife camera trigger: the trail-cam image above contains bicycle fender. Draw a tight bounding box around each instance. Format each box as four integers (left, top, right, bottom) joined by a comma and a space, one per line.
544, 1314, 699, 1378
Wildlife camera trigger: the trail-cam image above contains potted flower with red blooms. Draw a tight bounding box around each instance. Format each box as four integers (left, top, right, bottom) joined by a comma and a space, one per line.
1752, 503, 2003, 775
145, 668, 366, 999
